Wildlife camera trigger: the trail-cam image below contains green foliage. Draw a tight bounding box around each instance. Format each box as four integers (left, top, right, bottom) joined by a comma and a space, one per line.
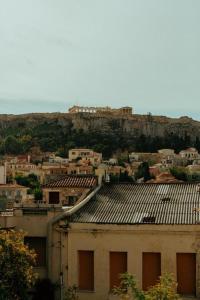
0, 118, 200, 158
170, 167, 200, 182
0, 229, 37, 300
135, 162, 151, 182
34, 188, 43, 201
170, 167, 187, 181
112, 273, 180, 300
113, 272, 145, 300
15, 174, 42, 200
64, 285, 79, 300
4, 135, 22, 154
145, 274, 179, 300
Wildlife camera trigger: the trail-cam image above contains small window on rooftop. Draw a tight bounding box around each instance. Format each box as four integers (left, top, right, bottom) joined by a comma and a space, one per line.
142, 216, 156, 223
161, 197, 171, 202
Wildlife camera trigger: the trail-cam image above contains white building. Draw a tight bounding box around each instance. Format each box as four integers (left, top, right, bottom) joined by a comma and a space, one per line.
179, 148, 199, 160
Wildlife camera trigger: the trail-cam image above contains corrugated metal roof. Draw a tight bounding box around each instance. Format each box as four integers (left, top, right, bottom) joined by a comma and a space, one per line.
70, 183, 200, 225
43, 175, 97, 188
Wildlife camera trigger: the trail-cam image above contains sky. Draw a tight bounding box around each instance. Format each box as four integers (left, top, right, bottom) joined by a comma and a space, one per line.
0, 0, 200, 119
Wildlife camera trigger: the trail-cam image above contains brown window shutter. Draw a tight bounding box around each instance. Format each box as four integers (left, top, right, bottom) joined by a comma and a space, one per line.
24, 237, 46, 267
142, 252, 161, 290
110, 252, 127, 290
78, 251, 94, 291
177, 253, 196, 296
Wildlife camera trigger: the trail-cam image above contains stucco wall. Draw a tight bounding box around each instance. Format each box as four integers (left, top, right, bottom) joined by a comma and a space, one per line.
62, 223, 200, 300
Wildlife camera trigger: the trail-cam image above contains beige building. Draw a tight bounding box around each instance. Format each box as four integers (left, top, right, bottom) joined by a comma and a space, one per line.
1, 182, 200, 299
69, 148, 102, 166
158, 148, 175, 156
0, 184, 29, 209
43, 175, 97, 207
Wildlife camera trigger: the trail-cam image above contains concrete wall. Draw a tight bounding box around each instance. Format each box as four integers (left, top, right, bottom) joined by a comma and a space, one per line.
1, 213, 200, 300
62, 223, 200, 300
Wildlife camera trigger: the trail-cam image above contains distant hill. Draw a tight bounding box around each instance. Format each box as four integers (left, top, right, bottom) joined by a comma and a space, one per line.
0, 112, 199, 158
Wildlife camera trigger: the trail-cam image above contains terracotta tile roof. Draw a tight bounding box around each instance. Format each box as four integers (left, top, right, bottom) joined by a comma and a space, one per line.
70, 183, 200, 225
43, 175, 97, 188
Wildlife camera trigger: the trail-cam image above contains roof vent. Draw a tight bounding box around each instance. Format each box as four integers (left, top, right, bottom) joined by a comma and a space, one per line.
196, 185, 200, 193
161, 197, 171, 202
142, 216, 156, 223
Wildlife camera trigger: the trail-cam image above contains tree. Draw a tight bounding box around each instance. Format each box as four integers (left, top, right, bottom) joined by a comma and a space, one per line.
15, 174, 42, 200
135, 162, 151, 182
4, 135, 22, 154
0, 229, 37, 300
170, 167, 187, 181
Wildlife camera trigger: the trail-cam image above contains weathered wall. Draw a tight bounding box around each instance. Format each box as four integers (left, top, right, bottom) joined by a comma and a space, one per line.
65, 223, 200, 300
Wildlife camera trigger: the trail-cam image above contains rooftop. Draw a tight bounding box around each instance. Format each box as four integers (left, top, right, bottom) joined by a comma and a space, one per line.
70, 183, 200, 225
0, 184, 28, 189
43, 175, 97, 188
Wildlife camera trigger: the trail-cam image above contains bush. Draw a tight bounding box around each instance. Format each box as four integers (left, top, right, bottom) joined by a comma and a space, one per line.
112, 273, 180, 300
0, 230, 37, 300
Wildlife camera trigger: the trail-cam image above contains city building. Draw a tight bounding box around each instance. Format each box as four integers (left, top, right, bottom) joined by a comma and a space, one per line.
68, 149, 102, 166
42, 175, 97, 207
1, 182, 200, 299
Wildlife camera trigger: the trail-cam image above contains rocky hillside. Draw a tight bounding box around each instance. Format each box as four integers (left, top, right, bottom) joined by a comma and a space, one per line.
0, 112, 199, 157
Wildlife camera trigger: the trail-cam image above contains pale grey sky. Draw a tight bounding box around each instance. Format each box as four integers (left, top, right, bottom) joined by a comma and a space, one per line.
0, 0, 200, 119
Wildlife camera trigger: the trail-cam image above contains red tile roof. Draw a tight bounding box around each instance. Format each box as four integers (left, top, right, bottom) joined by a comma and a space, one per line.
43, 175, 97, 188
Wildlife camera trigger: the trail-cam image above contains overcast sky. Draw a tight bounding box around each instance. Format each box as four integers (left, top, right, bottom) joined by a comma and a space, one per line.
0, 0, 200, 119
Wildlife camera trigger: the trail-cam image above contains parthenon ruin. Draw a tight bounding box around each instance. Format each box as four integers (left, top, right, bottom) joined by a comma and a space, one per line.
68, 105, 133, 116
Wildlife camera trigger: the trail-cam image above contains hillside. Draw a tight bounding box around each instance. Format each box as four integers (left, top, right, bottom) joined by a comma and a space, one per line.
0, 112, 200, 158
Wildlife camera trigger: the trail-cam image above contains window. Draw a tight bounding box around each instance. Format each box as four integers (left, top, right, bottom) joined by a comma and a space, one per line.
110, 252, 127, 289
78, 250, 94, 291
49, 192, 59, 204
24, 237, 46, 267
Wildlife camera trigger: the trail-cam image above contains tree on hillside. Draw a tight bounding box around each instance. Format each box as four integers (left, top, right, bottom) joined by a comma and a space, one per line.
0, 229, 37, 300
4, 135, 22, 154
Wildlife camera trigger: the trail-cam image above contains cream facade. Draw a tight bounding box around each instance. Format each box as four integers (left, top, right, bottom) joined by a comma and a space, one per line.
68, 149, 102, 166
63, 223, 200, 300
